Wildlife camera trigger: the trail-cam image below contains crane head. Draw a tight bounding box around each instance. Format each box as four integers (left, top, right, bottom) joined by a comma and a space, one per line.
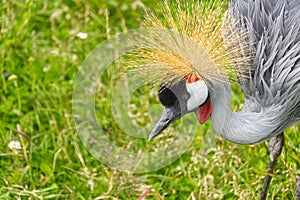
148, 75, 212, 140
130, 0, 252, 140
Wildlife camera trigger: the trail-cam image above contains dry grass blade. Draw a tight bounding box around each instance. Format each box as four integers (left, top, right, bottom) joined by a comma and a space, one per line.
137, 187, 152, 200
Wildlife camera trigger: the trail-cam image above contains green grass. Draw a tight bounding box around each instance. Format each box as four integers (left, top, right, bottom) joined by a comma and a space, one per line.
1, 0, 300, 199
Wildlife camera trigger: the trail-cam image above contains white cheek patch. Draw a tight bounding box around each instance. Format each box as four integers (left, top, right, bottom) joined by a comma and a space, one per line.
186, 80, 208, 112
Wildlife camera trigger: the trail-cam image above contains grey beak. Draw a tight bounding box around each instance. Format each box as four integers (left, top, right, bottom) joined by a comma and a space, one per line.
148, 104, 182, 141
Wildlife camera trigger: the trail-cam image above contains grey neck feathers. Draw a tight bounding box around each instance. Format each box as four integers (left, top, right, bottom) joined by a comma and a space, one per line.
210, 81, 278, 144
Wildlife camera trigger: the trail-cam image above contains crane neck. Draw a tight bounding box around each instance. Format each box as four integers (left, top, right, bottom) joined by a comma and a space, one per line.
209, 81, 277, 144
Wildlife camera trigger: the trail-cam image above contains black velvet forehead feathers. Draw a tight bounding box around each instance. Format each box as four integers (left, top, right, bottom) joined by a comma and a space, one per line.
158, 79, 189, 108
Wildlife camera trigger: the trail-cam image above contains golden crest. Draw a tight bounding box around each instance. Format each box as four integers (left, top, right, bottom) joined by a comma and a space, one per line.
123, 0, 253, 85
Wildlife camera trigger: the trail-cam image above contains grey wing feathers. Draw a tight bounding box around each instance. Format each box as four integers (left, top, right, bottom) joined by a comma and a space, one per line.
228, 0, 300, 127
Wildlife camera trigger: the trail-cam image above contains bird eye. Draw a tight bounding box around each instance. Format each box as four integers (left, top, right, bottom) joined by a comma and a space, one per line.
181, 93, 190, 101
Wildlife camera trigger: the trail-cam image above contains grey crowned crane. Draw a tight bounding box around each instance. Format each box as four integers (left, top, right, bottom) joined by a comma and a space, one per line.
133, 0, 300, 199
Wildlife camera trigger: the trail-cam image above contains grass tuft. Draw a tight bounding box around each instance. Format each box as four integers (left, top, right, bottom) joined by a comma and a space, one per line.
1, 0, 299, 199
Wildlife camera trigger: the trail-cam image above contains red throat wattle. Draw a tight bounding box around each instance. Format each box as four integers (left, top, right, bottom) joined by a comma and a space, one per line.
196, 101, 212, 124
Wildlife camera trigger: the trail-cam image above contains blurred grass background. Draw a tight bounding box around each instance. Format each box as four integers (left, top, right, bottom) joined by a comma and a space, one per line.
1, 0, 300, 199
